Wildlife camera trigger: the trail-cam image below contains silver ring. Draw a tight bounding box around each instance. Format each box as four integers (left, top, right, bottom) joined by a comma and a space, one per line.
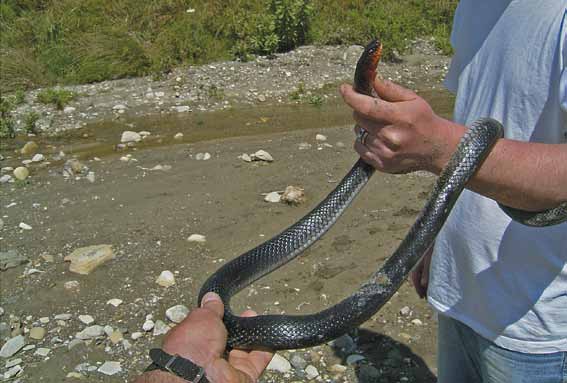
356, 126, 369, 145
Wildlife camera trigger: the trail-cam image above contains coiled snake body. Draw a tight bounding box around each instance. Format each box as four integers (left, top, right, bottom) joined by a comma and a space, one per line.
199, 39, 567, 350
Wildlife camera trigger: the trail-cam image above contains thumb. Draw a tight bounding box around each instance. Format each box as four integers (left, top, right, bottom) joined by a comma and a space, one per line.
373, 77, 416, 103
200, 292, 225, 317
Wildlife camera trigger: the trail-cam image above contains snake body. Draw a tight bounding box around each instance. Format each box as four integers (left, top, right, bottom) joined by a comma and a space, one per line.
199, 39, 566, 350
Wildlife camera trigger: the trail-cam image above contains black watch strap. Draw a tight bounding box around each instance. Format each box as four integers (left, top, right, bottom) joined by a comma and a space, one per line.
146, 348, 209, 383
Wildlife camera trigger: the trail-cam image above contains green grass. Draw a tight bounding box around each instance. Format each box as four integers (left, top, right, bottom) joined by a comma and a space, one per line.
37, 88, 77, 110
0, 0, 457, 92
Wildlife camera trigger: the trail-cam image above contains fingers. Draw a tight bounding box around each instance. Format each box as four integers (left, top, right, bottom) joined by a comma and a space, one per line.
229, 349, 274, 383
200, 292, 225, 317
340, 84, 399, 123
373, 78, 417, 103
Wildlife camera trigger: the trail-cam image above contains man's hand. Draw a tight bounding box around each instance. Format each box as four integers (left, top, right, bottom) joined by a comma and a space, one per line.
340, 78, 464, 174
134, 292, 273, 383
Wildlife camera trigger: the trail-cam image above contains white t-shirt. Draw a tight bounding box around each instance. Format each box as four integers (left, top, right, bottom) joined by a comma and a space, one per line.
428, 0, 567, 354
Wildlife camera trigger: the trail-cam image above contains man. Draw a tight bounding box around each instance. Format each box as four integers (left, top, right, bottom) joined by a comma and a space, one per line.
341, 0, 567, 382
135, 1, 566, 382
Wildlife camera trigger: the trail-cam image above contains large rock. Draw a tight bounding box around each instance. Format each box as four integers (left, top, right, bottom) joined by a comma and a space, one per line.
0, 335, 25, 358
20, 142, 39, 155
0, 250, 28, 271
13, 167, 29, 181
64, 245, 114, 275
165, 305, 189, 324
120, 131, 141, 143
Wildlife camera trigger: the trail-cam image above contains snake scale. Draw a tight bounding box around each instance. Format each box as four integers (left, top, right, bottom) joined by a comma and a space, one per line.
199, 39, 567, 350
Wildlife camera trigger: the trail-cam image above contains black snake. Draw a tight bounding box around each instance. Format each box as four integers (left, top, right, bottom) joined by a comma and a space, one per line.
198, 39, 567, 350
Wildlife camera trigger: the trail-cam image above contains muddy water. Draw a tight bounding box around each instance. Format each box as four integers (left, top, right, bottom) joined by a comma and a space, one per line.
5, 89, 454, 161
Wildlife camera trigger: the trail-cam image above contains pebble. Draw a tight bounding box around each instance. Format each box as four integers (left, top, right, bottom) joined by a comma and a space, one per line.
66, 372, 84, 379
305, 365, 319, 379
20, 141, 39, 155
156, 270, 176, 287
29, 327, 46, 340
345, 354, 366, 365
400, 306, 411, 316
152, 320, 169, 336
175, 106, 191, 113
106, 299, 123, 307
195, 152, 211, 161
86, 171, 95, 183
264, 192, 281, 203
0, 307, 3, 316
63, 106, 76, 114
54, 314, 72, 321
5, 358, 22, 368
187, 234, 206, 243
64, 280, 80, 290
130, 332, 143, 340
113, 104, 127, 111
103, 325, 114, 337
78, 315, 95, 325
251, 150, 273, 162
34, 347, 51, 357
281, 186, 305, 205
359, 365, 380, 382
142, 320, 155, 332
328, 364, 347, 373
64, 244, 114, 275
18, 222, 32, 230
332, 334, 356, 354
238, 153, 252, 162
98, 361, 122, 376
3, 365, 22, 379
267, 354, 292, 373
0, 175, 12, 183
13, 167, 29, 181
315, 134, 327, 141
174, 132, 184, 140
39, 317, 49, 324
165, 305, 189, 323
121, 131, 142, 143
31, 153, 45, 162
290, 353, 307, 370
411, 318, 423, 326
0, 335, 25, 358
298, 142, 312, 150
75, 325, 105, 340
109, 331, 123, 344
139, 131, 151, 137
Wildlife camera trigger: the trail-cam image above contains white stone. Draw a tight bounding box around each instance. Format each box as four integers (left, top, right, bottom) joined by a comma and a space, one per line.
131, 332, 143, 340
39, 317, 49, 324
78, 315, 95, 325
0, 307, 3, 316
165, 305, 189, 323
238, 153, 252, 162
329, 364, 347, 373
264, 192, 281, 203
103, 325, 114, 337
63, 106, 76, 114
411, 319, 423, 326
195, 152, 211, 161
106, 299, 123, 307
120, 131, 141, 143
305, 365, 319, 379
175, 106, 191, 113
5, 358, 22, 368
315, 134, 327, 142
267, 354, 292, 373
152, 320, 169, 336
86, 172, 95, 183
31, 154, 45, 162
3, 365, 22, 379
64, 280, 80, 290
139, 131, 151, 137
0, 335, 25, 358
13, 167, 29, 181
75, 325, 105, 340
113, 104, 127, 111
173, 132, 184, 140
156, 270, 176, 287
251, 150, 273, 162
64, 244, 114, 275
142, 320, 155, 332
298, 142, 312, 150
34, 348, 50, 357
187, 234, 206, 243
54, 314, 72, 321
400, 306, 411, 316
18, 222, 32, 230
0, 175, 12, 183
98, 361, 122, 376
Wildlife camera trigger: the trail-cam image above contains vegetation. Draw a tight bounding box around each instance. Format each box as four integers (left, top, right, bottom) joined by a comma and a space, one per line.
0, 0, 457, 92
36, 88, 77, 110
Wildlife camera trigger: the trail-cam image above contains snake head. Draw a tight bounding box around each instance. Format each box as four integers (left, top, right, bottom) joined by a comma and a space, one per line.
354, 39, 383, 96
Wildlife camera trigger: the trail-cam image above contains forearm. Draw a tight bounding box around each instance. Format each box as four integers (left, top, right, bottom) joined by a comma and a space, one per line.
432, 118, 567, 211
133, 371, 187, 383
